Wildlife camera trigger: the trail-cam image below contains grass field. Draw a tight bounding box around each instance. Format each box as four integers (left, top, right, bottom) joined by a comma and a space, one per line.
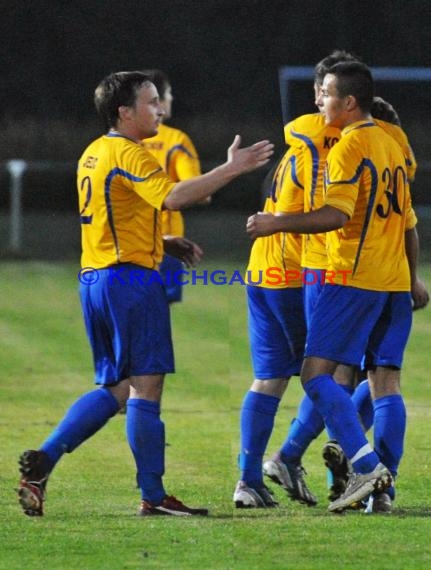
1, 260, 430, 570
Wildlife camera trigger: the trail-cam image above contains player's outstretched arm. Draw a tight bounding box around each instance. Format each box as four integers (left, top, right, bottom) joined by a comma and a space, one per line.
164, 135, 273, 210
246, 206, 348, 240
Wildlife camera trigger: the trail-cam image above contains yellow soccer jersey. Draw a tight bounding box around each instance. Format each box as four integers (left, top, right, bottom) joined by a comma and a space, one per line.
246, 147, 304, 289
77, 133, 176, 269
284, 114, 341, 270
143, 123, 201, 237
324, 120, 412, 291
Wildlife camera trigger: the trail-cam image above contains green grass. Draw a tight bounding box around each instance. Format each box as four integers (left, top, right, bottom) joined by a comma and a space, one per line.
1, 260, 431, 569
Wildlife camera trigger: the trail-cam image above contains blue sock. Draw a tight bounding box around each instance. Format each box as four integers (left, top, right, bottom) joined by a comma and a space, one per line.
352, 379, 374, 432
239, 391, 280, 488
126, 398, 166, 504
373, 394, 406, 478
304, 374, 380, 474
326, 384, 354, 440
279, 395, 324, 463
40, 388, 119, 466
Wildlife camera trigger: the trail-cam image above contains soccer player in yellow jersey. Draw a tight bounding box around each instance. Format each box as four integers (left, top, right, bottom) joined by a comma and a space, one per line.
142, 70, 202, 303
259, 51, 366, 507
260, 53, 428, 512
247, 61, 424, 511
17, 70, 274, 517
233, 146, 311, 507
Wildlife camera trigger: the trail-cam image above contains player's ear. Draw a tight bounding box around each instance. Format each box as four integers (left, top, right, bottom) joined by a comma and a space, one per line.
118, 105, 132, 122
345, 95, 356, 111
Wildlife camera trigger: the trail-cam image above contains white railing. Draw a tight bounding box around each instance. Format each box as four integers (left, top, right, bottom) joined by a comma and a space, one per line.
3, 159, 76, 254
7, 160, 27, 253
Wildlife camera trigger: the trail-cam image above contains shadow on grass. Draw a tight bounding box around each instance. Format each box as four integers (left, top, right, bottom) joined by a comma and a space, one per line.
225, 505, 431, 519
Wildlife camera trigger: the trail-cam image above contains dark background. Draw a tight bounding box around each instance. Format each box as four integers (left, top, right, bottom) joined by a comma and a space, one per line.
1, 0, 431, 258
1, 3, 430, 121
2, 0, 431, 152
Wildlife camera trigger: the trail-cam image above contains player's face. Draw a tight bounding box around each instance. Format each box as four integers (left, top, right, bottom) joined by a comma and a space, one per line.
314, 82, 324, 113
160, 85, 173, 120
318, 74, 348, 128
128, 82, 165, 139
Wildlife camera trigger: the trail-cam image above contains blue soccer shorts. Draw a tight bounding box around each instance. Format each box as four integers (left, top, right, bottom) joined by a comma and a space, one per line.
302, 268, 326, 328
159, 253, 184, 304
305, 284, 412, 369
79, 263, 175, 385
247, 285, 306, 379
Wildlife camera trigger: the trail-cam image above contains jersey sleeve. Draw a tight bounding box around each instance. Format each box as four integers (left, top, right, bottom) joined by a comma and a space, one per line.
323, 142, 361, 218
124, 145, 176, 210
169, 132, 201, 180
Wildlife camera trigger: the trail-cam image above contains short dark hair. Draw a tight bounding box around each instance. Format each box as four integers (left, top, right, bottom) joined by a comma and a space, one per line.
94, 71, 152, 129
141, 69, 171, 100
371, 96, 401, 126
327, 61, 374, 113
314, 50, 359, 85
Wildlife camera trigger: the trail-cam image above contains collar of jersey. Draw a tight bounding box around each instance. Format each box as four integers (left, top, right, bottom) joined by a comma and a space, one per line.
107, 130, 138, 143
341, 119, 375, 137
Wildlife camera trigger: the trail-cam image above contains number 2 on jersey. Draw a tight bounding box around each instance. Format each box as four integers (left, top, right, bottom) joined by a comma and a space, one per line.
80, 176, 93, 224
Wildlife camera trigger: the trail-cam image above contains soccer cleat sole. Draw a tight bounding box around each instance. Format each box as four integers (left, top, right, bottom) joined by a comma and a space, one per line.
328, 469, 392, 512
17, 483, 44, 516
322, 444, 345, 470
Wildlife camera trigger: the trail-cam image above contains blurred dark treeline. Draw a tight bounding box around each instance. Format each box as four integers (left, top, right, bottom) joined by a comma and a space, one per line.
1, 0, 431, 212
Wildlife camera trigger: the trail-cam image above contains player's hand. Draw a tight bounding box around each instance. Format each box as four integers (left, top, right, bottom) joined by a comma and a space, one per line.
246, 212, 279, 239
411, 278, 430, 310
227, 135, 274, 174
163, 236, 204, 267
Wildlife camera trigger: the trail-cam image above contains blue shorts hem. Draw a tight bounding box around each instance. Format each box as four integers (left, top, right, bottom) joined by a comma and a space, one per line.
94, 367, 175, 385
130, 367, 176, 376
366, 359, 402, 370
253, 368, 302, 380
304, 350, 360, 367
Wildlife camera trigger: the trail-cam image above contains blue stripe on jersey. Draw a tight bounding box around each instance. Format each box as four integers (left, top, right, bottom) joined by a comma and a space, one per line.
272, 155, 304, 203
353, 159, 378, 276
165, 144, 194, 172
269, 159, 285, 201
104, 167, 163, 261
289, 130, 319, 208
282, 155, 304, 191
326, 158, 378, 276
